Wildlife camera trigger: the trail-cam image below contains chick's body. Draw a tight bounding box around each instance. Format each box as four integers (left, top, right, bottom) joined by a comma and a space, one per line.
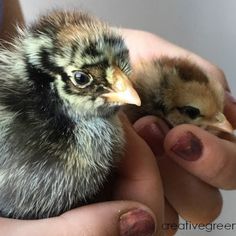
0, 11, 140, 219
125, 57, 232, 133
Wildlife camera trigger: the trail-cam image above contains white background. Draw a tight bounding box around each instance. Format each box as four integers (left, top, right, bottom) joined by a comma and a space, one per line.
19, 1, 236, 235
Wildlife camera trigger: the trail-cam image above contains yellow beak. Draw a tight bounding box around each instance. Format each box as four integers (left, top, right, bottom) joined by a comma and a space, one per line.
208, 113, 233, 133
102, 67, 141, 106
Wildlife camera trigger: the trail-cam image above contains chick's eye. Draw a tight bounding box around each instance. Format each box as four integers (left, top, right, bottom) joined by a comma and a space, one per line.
71, 71, 93, 88
178, 106, 201, 119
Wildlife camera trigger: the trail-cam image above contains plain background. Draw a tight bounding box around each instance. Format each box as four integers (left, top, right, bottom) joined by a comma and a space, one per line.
19, 1, 236, 235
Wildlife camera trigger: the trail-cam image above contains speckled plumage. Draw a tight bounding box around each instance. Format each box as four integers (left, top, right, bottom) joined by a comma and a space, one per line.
0, 11, 136, 219
124, 57, 232, 133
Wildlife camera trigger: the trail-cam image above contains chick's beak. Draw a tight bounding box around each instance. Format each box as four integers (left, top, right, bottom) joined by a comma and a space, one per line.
102, 67, 141, 106
209, 112, 233, 133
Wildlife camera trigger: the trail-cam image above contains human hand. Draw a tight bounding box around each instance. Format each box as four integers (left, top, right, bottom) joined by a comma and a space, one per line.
0, 115, 165, 236
0, 0, 24, 41
121, 29, 236, 235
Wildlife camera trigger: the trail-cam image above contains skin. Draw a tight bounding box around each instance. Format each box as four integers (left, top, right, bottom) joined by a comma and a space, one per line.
1, 1, 236, 235
0, 0, 24, 42
0, 115, 163, 236
122, 29, 236, 235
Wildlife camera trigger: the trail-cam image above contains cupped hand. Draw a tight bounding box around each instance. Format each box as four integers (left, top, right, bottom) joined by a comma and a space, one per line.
0, 115, 164, 236
121, 29, 236, 235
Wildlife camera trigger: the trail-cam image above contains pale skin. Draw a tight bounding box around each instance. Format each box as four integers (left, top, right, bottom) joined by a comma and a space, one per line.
1, 1, 236, 236
122, 29, 236, 235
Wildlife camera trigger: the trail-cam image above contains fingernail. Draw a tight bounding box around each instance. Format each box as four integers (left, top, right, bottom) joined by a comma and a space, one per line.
226, 91, 236, 105
136, 122, 166, 157
171, 131, 203, 161
120, 209, 156, 236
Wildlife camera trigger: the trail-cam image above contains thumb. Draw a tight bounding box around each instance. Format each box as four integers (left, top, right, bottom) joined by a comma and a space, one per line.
0, 201, 156, 236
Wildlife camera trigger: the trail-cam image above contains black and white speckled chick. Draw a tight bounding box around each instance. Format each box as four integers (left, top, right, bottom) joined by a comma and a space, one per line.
0, 11, 140, 219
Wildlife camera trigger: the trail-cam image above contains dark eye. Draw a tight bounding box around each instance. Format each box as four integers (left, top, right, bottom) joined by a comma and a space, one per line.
71, 71, 93, 88
177, 106, 201, 119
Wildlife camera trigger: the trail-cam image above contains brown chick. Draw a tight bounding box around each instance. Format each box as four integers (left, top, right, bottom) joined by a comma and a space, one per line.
124, 57, 233, 136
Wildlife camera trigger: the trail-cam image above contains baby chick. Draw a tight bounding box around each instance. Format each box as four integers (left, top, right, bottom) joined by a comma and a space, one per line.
124, 57, 233, 134
0, 11, 140, 219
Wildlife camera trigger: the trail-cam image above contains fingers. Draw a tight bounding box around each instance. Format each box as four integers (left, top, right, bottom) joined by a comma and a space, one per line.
0, 201, 156, 236
116, 114, 164, 235
133, 115, 169, 157
224, 91, 236, 128
159, 158, 222, 224
121, 29, 230, 92
134, 116, 222, 224
61, 201, 156, 236
163, 200, 179, 236
164, 124, 236, 189
1, 0, 25, 41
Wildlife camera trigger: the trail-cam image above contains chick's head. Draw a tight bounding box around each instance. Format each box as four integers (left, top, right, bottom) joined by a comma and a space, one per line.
157, 58, 232, 132
19, 11, 140, 118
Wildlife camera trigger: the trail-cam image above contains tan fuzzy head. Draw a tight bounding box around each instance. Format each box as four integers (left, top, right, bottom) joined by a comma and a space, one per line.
130, 57, 232, 132
157, 58, 225, 128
